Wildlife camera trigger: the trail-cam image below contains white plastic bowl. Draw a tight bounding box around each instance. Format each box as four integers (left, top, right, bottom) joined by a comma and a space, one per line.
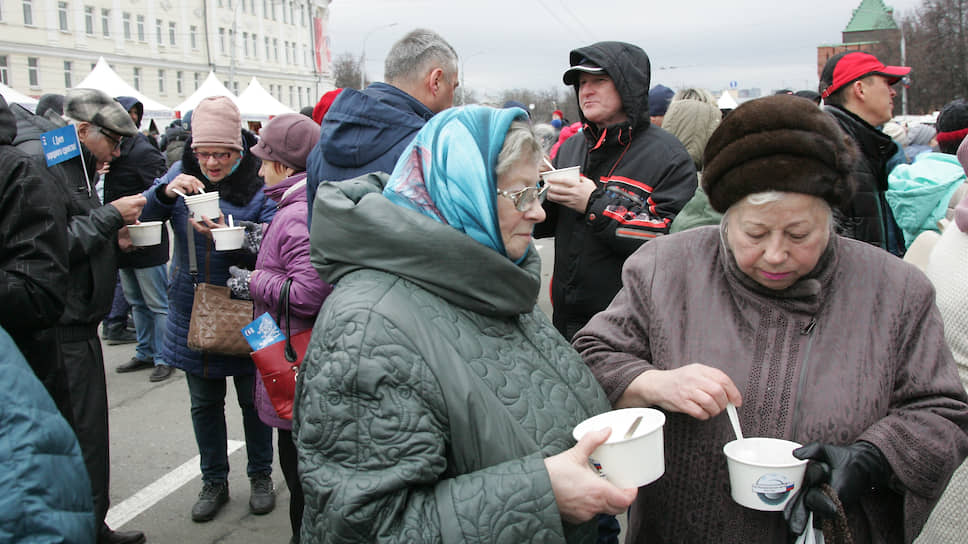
572, 407, 666, 488
127, 221, 163, 246
184, 192, 220, 221
723, 437, 807, 511
211, 226, 244, 251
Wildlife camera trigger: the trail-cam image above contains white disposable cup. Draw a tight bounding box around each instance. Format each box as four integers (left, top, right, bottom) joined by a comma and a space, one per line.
540, 165, 581, 185
211, 226, 245, 251
126, 221, 163, 246
723, 437, 807, 511
184, 192, 221, 221
572, 407, 666, 488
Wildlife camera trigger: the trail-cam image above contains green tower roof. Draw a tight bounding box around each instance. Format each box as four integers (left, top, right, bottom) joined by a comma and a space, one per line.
844, 0, 898, 32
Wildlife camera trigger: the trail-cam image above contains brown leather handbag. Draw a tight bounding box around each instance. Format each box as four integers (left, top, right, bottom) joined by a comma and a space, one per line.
185, 219, 253, 357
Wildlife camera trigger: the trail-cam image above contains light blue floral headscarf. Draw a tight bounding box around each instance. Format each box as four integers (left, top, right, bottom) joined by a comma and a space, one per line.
383, 105, 529, 261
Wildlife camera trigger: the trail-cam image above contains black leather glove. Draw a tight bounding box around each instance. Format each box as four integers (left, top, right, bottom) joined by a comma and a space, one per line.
783, 441, 892, 535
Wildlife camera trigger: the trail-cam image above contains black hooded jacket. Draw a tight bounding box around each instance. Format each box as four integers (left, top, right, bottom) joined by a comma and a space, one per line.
534, 41, 698, 339
108, 96, 168, 269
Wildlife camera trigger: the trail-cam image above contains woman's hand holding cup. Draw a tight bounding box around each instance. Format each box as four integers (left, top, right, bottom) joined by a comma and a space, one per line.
544, 427, 638, 524
190, 212, 227, 239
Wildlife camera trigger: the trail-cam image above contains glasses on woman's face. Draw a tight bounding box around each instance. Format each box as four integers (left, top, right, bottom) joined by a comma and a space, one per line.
95, 127, 122, 150
497, 181, 549, 212
194, 151, 233, 162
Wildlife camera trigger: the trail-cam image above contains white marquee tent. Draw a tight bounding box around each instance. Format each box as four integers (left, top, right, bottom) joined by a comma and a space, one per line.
236, 77, 295, 121
173, 72, 237, 116
717, 90, 739, 110
75, 57, 174, 125
0, 82, 38, 111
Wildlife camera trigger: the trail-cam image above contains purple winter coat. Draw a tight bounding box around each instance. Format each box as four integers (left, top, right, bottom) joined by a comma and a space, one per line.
251, 173, 333, 429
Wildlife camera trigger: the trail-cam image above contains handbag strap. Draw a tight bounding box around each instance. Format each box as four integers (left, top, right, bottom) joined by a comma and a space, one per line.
276, 278, 298, 363
187, 217, 198, 286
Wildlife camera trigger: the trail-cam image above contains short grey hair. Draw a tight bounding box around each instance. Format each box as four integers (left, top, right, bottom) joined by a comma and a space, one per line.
673, 87, 716, 105
384, 29, 458, 85
496, 120, 542, 178
722, 191, 836, 230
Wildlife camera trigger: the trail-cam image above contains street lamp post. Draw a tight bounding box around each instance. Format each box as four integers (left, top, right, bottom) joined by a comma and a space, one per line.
460, 50, 486, 105
360, 22, 398, 90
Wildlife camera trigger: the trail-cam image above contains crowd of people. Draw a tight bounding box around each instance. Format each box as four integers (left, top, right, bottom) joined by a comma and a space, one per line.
2, 28, 968, 544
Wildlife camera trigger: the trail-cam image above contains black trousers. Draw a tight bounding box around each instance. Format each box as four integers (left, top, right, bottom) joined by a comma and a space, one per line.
60, 333, 110, 526
278, 429, 304, 542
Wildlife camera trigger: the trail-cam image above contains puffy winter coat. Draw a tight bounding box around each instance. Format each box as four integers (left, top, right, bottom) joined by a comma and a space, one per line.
0, 325, 95, 543
534, 41, 697, 339
294, 173, 611, 543
886, 152, 966, 247
250, 173, 332, 429
305, 82, 434, 226
141, 133, 276, 377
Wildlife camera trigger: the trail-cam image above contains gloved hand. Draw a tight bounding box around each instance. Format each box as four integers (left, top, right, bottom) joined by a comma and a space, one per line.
783, 441, 892, 535
227, 266, 253, 300
238, 220, 264, 254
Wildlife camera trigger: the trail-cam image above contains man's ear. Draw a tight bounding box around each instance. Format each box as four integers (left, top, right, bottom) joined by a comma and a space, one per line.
850, 79, 867, 102
428, 67, 444, 96
75, 121, 91, 141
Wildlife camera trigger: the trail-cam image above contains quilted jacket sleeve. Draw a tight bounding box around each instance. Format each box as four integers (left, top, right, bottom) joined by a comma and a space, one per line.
295, 283, 566, 544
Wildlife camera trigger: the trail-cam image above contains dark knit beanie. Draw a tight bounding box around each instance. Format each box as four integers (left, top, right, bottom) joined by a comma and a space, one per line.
936, 99, 968, 154
702, 95, 857, 213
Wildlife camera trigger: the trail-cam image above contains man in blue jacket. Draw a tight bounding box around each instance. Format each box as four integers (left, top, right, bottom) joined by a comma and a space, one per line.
305, 28, 459, 225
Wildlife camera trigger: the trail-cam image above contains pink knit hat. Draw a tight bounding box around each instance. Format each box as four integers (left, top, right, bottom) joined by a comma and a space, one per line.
191, 96, 243, 151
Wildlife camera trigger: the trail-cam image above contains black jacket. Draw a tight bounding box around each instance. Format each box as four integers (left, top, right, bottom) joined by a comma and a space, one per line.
106, 98, 168, 269
0, 97, 73, 419
534, 41, 697, 339
12, 104, 125, 332
824, 105, 905, 256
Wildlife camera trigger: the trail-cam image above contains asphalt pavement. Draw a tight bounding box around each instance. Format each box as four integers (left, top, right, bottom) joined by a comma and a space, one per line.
99, 239, 624, 543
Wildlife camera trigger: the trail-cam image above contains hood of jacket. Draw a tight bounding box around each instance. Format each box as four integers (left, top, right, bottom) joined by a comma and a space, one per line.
318, 82, 434, 169
0, 96, 16, 145
568, 41, 652, 134
116, 96, 143, 127
310, 172, 542, 318
179, 129, 265, 207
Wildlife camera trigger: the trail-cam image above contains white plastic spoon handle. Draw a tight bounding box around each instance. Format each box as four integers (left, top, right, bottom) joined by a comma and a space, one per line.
171, 187, 188, 198
726, 403, 744, 441
228, 214, 234, 228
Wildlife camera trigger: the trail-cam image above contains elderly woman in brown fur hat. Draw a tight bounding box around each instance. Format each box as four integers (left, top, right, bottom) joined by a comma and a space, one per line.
573, 95, 968, 543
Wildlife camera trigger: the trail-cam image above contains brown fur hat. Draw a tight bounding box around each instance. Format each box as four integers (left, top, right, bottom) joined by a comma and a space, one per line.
701, 95, 857, 213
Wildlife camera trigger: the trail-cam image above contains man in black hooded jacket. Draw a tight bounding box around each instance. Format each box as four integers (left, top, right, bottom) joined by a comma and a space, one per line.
535, 41, 697, 341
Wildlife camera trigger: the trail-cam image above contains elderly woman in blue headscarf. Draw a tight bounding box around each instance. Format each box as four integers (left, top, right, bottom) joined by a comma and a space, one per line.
294, 105, 636, 543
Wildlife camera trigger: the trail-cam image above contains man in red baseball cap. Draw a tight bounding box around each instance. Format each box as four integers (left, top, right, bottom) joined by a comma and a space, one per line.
819, 50, 911, 256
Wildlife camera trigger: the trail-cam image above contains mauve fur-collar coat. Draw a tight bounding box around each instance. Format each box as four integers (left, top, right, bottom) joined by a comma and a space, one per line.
575, 225, 968, 544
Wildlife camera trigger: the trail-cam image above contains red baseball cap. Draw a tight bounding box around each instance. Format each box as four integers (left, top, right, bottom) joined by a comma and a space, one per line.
820, 52, 910, 99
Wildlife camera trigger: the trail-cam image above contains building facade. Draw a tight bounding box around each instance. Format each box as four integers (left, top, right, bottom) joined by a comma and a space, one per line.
0, 0, 333, 110
816, 0, 900, 77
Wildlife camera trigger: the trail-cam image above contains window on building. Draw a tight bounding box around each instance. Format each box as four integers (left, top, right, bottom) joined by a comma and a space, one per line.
22, 0, 32, 26
289, 86, 294, 106
133, 67, 140, 90
273, 38, 279, 62
284, 40, 290, 64
137, 15, 145, 42
158, 69, 165, 93
84, 6, 94, 35
0, 56, 10, 86
301, 1, 306, 26
264, 36, 270, 59
242, 32, 249, 57
194, 72, 200, 91
176, 71, 183, 94
64, 61, 72, 88
190, 25, 198, 49
289, 0, 294, 25
101, 8, 110, 36
156, 19, 163, 45
122, 12, 131, 40
271, 1, 276, 20
219, 28, 226, 54
27, 57, 38, 87
250, 33, 257, 59
169, 22, 176, 46
58, 2, 68, 31
282, 0, 288, 24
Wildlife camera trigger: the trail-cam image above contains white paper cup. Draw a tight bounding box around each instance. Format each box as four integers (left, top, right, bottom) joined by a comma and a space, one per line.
723, 437, 807, 511
540, 165, 581, 184
126, 221, 163, 246
572, 407, 666, 488
184, 192, 220, 221
211, 226, 245, 251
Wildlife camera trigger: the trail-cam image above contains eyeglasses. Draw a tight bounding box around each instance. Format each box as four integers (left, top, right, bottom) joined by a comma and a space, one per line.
497, 181, 548, 212
194, 151, 233, 162
95, 127, 122, 150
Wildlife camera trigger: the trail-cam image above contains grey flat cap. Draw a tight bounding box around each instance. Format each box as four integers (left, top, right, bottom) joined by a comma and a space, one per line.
64, 88, 138, 137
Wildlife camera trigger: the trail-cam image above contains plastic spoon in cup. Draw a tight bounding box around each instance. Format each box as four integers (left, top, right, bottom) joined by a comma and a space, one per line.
228, 214, 234, 228
542, 156, 555, 170
726, 403, 744, 441
196, 185, 205, 194
623, 415, 644, 440
171, 187, 188, 198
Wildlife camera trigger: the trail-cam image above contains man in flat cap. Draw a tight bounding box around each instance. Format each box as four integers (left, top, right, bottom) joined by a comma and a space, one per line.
820, 51, 911, 256
11, 87, 147, 544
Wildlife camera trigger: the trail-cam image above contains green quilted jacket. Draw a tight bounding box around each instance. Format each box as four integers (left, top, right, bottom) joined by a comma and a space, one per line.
295, 173, 611, 543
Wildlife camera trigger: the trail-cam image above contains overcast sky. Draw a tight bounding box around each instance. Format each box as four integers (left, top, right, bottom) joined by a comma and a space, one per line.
324, 0, 924, 99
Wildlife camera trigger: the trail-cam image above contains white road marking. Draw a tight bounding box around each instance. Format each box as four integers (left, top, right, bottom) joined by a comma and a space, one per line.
106, 439, 245, 529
